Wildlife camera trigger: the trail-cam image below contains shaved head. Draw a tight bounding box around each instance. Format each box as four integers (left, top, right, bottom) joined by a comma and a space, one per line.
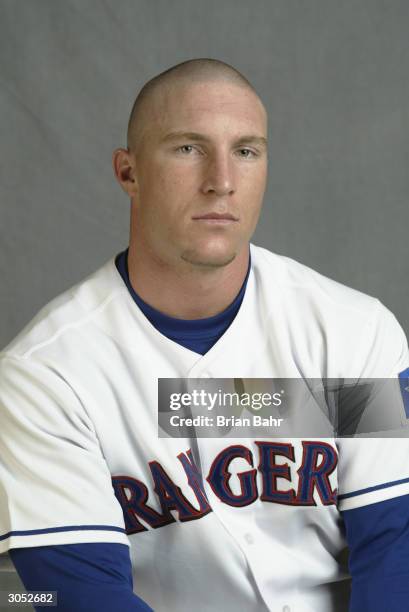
126, 58, 263, 152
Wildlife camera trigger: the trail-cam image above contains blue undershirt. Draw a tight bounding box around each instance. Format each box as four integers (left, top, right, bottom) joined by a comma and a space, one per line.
9, 249, 409, 611
114, 248, 250, 355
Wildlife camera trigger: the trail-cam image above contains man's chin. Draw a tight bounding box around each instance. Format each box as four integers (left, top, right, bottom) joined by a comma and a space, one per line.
180, 248, 237, 269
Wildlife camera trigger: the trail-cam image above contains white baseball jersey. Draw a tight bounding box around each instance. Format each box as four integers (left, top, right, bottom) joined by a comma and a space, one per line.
1, 243, 408, 612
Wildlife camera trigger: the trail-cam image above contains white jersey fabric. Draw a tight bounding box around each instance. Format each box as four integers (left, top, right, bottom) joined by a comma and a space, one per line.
1, 243, 408, 612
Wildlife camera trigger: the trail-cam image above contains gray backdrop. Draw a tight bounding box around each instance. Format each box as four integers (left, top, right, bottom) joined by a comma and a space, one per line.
0, 0, 408, 600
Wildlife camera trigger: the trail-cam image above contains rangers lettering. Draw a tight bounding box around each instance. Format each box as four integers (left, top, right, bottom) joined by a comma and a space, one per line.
113, 440, 338, 533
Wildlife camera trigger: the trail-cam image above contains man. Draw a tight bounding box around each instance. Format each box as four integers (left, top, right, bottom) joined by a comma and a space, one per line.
1, 58, 409, 612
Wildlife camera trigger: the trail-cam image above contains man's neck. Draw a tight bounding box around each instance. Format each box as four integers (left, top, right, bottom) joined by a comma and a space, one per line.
127, 244, 250, 320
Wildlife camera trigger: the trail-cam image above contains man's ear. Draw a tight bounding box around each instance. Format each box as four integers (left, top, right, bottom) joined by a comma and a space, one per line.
112, 148, 138, 196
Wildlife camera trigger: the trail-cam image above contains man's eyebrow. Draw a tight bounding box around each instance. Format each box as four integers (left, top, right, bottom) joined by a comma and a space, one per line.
234, 135, 268, 148
161, 131, 268, 147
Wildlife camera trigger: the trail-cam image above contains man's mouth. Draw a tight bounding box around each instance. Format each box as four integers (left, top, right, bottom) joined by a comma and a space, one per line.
192, 212, 239, 223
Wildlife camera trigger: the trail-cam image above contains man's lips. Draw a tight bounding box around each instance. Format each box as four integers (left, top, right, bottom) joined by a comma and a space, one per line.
191, 212, 239, 222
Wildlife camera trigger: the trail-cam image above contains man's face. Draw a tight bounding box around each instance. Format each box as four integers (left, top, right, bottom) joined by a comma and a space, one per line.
130, 79, 268, 269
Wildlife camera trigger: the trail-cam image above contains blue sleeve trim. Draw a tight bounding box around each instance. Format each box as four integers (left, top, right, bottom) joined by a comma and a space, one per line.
0, 524, 125, 541
338, 475, 409, 500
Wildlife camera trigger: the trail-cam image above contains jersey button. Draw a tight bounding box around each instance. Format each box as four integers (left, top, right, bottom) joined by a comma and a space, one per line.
244, 533, 254, 545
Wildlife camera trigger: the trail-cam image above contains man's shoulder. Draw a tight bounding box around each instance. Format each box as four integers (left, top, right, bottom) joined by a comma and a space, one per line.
250, 243, 380, 317
1, 256, 126, 361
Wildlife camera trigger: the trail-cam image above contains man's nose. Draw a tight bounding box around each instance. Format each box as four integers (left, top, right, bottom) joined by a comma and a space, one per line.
200, 154, 235, 196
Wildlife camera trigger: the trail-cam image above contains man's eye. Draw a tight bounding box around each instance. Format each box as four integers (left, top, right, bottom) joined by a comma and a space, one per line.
178, 145, 195, 154
238, 148, 256, 158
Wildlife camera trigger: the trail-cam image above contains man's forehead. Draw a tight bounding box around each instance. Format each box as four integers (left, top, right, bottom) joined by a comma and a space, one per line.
158, 78, 264, 111
131, 77, 267, 151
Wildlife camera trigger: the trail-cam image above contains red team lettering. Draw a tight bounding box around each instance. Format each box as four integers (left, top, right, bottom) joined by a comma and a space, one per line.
112, 441, 338, 534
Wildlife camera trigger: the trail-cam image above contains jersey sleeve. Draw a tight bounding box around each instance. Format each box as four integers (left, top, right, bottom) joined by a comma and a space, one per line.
9, 543, 153, 611
336, 301, 409, 511
0, 354, 129, 553
341, 494, 409, 612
